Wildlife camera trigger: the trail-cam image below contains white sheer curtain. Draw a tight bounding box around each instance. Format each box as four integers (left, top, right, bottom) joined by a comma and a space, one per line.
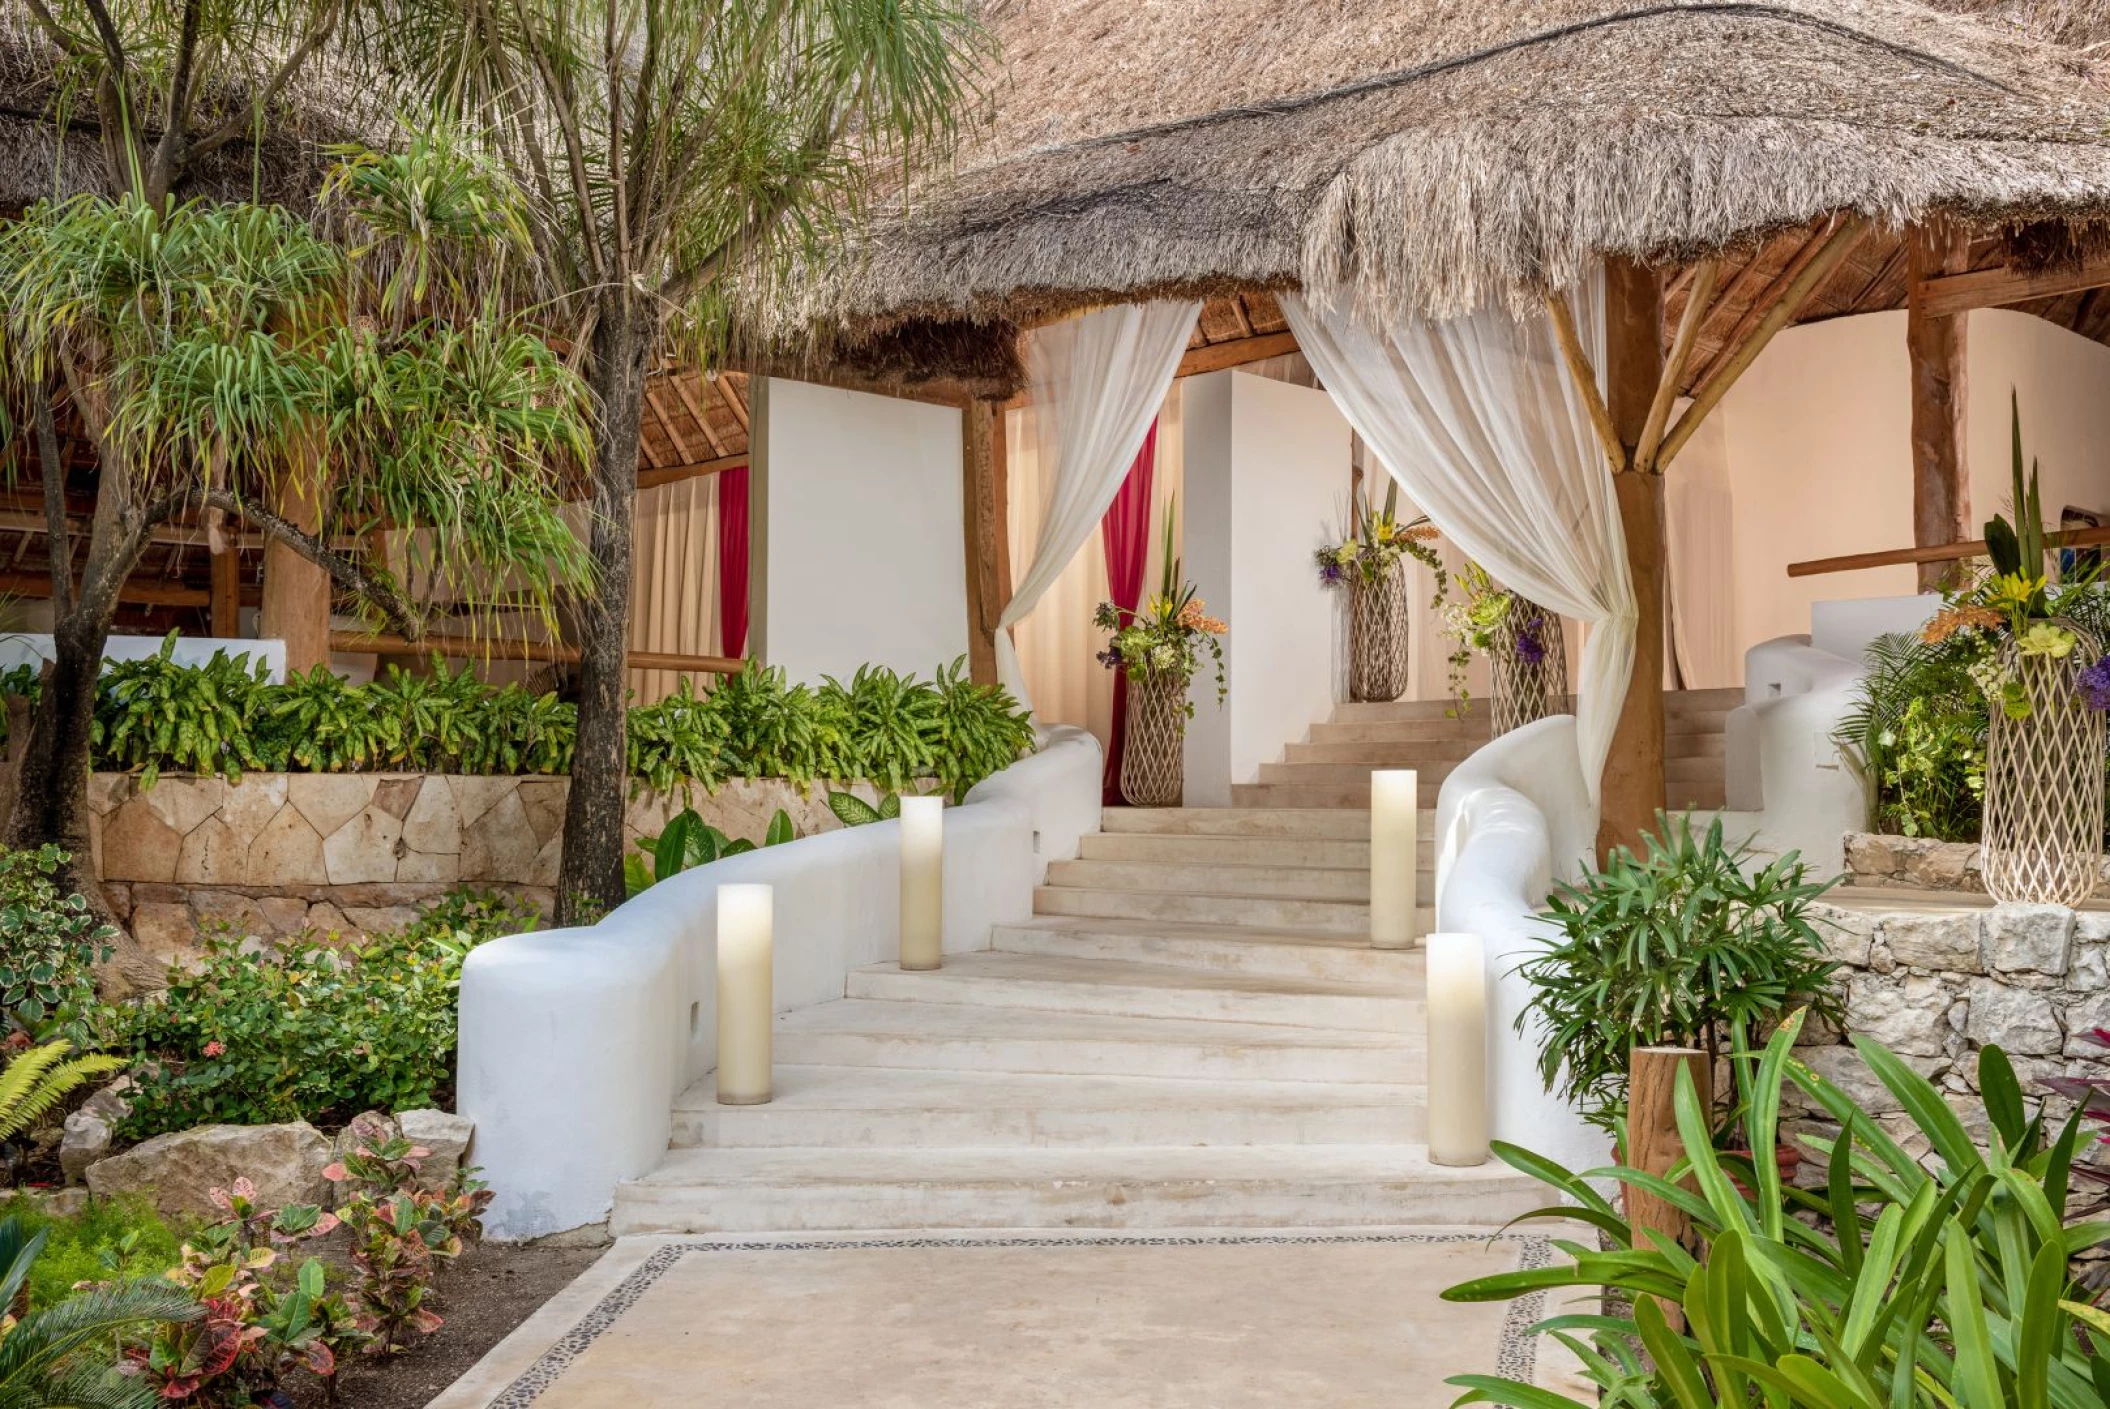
1281, 279, 1636, 798
999, 300, 1201, 709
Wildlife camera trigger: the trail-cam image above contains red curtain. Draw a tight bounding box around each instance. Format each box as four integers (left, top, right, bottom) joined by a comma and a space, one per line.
1099, 422, 1157, 803
717, 465, 750, 659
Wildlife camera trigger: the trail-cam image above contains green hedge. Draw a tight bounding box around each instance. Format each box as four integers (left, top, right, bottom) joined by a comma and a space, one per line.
3, 636, 1035, 801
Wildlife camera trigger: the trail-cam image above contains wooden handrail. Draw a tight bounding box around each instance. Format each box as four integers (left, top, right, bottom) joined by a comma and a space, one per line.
1786, 525, 2110, 578
329, 631, 742, 675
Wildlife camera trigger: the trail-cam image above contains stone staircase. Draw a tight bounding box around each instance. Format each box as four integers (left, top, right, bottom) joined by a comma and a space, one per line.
1232, 688, 1741, 810
610, 806, 1541, 1235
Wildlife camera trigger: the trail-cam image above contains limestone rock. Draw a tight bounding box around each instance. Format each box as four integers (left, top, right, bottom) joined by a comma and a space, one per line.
2077, 911, 2110, 945
462, 788, 538, 881
322, 806, 403, 886
138, 776, 226, 837
1880, 912, 1982, 974
1963, 978, 2063, 1056
1983, 904, 2074, 976
2071, 942, 2108, 992
1904, 841, 1979, 890
1808, 903, 1875, 967
397, 1109, 474, 1183
59, 1110, 112, 1184
174, 816, 246, 886
1798, 1045, 1947, 1116
287, 774, 377, 841
1843, 834, 1901, 879
1845, 974, 1955, 1057
86, 1122, 333, 1220
247, 805, 328, 886
99, 803, 183, 884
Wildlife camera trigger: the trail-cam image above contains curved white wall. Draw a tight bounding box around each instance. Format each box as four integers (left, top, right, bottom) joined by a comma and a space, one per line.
458, 727, 1104, 1239
1433, 715, 1605, 1173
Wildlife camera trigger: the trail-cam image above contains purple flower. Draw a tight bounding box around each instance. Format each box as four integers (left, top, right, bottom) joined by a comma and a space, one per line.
1318, 561, 1346, 588
1095, 648, 1121, 671
1515, 615, 1547, 667
2080, 653, 2110, 711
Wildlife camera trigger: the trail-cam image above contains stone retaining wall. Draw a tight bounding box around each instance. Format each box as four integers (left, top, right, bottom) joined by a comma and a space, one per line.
88, 772, 892, 990
1790, 898, 2110, 1171
1844, 831, 2110, 893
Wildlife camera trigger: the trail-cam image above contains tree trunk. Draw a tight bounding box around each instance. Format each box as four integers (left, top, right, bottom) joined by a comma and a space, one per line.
555, 303, 653, 923
7, 601, 120, 902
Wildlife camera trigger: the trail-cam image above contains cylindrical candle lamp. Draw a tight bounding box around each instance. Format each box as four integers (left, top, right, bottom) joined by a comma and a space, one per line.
1369, 769, 1419, 949
1425, 930, 1489, 1166
715, 883, 773, 1106
898, 795, 945, 972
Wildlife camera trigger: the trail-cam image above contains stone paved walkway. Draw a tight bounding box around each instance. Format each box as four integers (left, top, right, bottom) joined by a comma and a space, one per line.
429, 1227, 1590, 1409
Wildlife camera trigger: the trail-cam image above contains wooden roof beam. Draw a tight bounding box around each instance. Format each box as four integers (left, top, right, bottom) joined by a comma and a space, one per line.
1916, 250, 2110, 318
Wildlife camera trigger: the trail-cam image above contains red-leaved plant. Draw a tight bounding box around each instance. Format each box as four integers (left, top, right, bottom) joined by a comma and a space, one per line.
324, 1132, 493, 1355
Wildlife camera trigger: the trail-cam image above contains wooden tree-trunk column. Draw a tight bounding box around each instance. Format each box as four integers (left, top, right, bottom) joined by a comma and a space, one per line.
1627, 1044, 1713, 1329
209, 542, 241, 639
258, 453, 330, 674
1599, 259, 1667, 860
1907, 224, 1971, 592
961, 399, 1011, 686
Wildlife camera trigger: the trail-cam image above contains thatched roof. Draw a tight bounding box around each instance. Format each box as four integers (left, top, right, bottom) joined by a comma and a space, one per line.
806, 0, 2110, 340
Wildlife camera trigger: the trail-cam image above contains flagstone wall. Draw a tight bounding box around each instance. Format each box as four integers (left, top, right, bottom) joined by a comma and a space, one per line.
88, 772, 881, 993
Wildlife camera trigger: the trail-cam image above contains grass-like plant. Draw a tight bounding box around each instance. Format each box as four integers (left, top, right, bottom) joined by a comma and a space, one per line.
1445, 1015, 2110, 1408
1519, 812, 1843, 1135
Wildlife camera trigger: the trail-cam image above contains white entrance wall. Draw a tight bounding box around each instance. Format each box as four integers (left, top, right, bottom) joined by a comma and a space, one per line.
755, 378, 969, 684
1179, 371, 1350, 804
1704, 308, 2110, 680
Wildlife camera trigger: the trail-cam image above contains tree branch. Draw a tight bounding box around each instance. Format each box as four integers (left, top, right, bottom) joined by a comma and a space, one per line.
144, 0, 203, 203
186, 0, 342, 164
31, 392, 73, 618
201, 488, 426, 640
20, 0, 91, 56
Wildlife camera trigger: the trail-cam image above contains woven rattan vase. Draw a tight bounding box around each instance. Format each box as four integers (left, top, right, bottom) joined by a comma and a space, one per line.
1981, 621, 2107, 906
1490, 601, 1569, 738
1348, 561, 1411, 703
1120, 672, 1188, 807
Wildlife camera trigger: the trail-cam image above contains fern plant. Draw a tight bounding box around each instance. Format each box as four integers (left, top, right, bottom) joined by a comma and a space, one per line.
0, 1042, 126, 1145
0, 1216, 199, 1409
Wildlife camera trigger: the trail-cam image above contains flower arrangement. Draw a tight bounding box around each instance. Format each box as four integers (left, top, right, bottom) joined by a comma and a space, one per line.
1312, 479, 1445, 592
1436, 562, 1559, 712
1094, 501, 1227, 713
1918, 396, 2106, 722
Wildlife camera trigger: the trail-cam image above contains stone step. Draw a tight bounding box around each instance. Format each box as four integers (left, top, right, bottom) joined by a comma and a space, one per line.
1100, 808, 1394, 838
1327, 699, 1474, 723
1078, 832, 1389, 869
613, 1145, 1546, 1234
1666, 687, 1746, 712
668, 1066, 1425, 1149
1667, 733, 1726, 760
844, 952, 1418, 1031
995, 915, 1428, 984
1033, 884, 1374, 936
1285, 739, 1482, 766
1232, 782, 1381, 809
1257, 760, 1457, 788
772, 1000, 1424, 1084
1046, 858, 1426, 902
1308, 718, 1488, 745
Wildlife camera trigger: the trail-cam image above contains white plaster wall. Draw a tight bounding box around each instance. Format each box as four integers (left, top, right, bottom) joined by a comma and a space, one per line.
1179, 371, 1348, 803
1967, 309, 2110, 530
757, 378, 969, 684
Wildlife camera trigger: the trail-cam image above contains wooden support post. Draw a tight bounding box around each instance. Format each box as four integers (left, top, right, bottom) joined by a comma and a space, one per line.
1599, 258, 1667, 861
961, 398, 1009, 686
209, 545, 240, 639
1627, 1045, 1713, 1308
257, 453, 331, 675
1907, 223, 1972, 592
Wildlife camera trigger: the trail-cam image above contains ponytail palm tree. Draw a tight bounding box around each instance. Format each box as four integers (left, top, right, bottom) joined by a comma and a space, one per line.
377, 0, 987, 919
0, 141, 591, 890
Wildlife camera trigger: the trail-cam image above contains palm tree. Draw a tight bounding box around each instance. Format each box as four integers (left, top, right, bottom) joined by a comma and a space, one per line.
0, 1217, 200, 1409
0, 145, 592, 889
376, 0, 988, 919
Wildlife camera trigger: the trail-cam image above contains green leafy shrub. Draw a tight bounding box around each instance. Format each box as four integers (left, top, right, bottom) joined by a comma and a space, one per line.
929, 658, 1038, 801
827, 789, 902, 827
108, 889, 531, 1138
0, 1210, 199, 1403
0, 1191, 186, 1307
626, 676, 729, 794
623, 807, 795, 896
92, 638, 273, 787
1444, 1016, 2110, 1408
1838, 631, 1990, 841
822, 664, 941, 794
0, 844, 117, 1047
1519, 812, 1843, 1136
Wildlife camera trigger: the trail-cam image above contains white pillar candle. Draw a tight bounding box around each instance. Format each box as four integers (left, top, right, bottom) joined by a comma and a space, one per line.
1425, 931, 1489, 1166
898, 795, 945, 972
1370, 769, 1418, 949
716, 884, 773, 1106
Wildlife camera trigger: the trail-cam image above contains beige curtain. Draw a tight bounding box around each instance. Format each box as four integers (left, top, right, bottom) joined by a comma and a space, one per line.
1665, 407, 1741, 687
627, 476, 721, 705
1009, 384, 1185, 748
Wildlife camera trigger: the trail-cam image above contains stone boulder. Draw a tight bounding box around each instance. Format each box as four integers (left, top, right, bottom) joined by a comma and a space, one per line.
86, 1122, 332, 1220
58, 1078, 134, 1186
397, 1109, 474, 1185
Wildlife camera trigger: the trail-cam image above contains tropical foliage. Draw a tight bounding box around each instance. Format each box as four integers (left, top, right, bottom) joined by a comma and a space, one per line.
105, 890, 536, 1139
1839, 397, 2110, 840
1444, 1016, 2110, 1409
1095, 503, 1229, 711
0, 1213, 199, 1409
5, 641, 1035, 801
624, 808, 797, 897
1519, 813, 1843, 1135
0, 846, 117, 1049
